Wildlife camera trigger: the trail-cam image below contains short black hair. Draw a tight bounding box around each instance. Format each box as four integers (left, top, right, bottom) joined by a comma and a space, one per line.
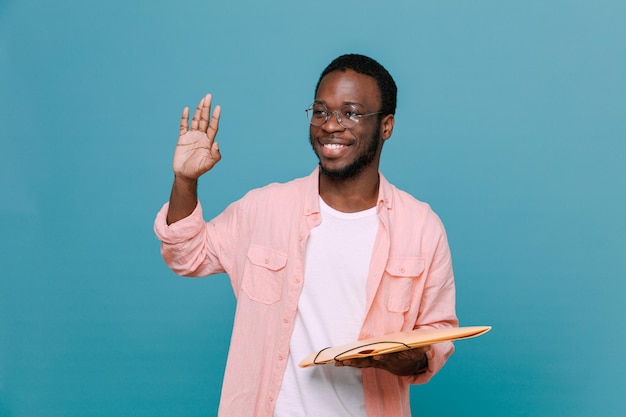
315, 54, 397, 116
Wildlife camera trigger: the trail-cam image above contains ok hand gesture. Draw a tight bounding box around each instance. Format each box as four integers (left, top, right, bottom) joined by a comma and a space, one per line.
173, 94, 222, 180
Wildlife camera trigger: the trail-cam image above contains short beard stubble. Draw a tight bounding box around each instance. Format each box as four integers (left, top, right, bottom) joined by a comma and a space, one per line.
310, 120, 382, 181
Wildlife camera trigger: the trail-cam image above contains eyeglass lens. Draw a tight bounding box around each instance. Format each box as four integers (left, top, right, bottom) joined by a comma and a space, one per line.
306, 104, 362, 128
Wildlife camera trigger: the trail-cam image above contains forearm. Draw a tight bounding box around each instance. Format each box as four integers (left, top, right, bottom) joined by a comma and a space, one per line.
166, 175, 199, 225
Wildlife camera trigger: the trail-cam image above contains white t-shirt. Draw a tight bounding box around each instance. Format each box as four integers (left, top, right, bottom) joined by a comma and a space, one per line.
274, 198, 379, 417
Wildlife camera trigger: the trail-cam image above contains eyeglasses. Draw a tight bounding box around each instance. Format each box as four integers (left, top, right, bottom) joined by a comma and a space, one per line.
305, 103, 382, 129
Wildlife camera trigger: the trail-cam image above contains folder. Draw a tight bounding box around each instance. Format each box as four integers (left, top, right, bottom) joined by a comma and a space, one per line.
299, 326, 491, 368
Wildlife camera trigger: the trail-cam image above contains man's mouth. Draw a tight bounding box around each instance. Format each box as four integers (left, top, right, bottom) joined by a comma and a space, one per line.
323, 143, 347, 150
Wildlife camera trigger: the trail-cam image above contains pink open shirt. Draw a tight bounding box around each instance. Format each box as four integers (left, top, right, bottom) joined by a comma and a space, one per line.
154, 168, 458, 417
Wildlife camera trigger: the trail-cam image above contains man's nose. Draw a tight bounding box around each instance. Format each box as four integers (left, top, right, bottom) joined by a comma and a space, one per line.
321, 111, 346, 132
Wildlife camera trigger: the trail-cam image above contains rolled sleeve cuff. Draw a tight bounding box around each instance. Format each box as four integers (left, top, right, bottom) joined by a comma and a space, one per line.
154, 201, 205, 244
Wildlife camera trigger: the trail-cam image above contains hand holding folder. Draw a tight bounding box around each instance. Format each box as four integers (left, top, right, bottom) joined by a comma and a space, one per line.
299, 326, 491, 368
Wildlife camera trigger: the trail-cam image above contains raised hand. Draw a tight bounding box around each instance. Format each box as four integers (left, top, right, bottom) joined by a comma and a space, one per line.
166, 94, 221, 225
173, 94, 222, 180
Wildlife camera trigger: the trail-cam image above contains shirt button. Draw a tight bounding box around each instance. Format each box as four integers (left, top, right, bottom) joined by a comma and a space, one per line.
400, 267, 405, 273
264, 258, 269, 264
278, 355, 284, 360
295, 278, 301, 284
283, 318, 289, 324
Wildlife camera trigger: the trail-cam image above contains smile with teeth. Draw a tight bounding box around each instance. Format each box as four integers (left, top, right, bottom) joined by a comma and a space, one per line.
324, 143, 346, 149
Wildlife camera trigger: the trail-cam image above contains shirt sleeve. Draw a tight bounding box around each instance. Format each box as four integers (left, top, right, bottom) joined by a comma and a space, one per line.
405, 228, 458, 385
153, 201, 227, 277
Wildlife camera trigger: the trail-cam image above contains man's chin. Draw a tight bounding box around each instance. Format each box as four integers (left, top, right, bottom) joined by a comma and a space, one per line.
319, 162, 360, 180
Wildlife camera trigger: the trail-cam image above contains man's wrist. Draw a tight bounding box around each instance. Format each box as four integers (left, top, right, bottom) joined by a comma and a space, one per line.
174, 173, 198, 186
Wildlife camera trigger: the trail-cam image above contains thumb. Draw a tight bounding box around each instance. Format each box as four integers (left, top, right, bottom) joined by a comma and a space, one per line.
210, 141, 222, 161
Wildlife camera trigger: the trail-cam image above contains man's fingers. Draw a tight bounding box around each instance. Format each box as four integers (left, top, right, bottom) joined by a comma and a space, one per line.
198, 94, 212, 132
180, 94, 219, 142
179, 106, 190, 135
207, 104, 221, 140
337, 358, 375, 369
190, 96, 205, 131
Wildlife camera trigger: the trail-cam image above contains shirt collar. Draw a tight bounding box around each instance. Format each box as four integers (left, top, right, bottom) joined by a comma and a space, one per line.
303, 166, 394, 215
376, 172, 393, 212
303, 167, 321, 216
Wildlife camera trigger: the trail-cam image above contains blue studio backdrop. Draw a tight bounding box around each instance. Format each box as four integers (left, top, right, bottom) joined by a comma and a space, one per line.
1, 1, 624, 416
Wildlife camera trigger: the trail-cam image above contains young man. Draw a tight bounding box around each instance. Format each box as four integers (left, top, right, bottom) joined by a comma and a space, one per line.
154, 54, 458, 417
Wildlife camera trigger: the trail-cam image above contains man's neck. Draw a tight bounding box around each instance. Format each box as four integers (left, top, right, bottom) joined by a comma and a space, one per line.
318, 170, 380, 213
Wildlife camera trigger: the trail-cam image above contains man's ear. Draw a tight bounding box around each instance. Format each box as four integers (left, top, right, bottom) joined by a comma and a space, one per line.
381, 114, 395, 140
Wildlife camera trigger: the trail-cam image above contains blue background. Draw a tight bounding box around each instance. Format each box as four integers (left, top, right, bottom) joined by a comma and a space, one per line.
1, 0, 624, 416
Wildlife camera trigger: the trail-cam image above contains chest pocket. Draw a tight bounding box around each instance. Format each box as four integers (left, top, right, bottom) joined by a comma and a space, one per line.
384, 257, 424, 313
241, 245, 287, 305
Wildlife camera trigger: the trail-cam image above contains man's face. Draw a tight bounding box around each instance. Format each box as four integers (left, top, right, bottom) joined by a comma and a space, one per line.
309, 69, 387, 180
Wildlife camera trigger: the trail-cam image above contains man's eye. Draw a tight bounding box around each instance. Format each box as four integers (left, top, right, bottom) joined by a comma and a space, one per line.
343, 109, 361, 119
312, 109, 327, 117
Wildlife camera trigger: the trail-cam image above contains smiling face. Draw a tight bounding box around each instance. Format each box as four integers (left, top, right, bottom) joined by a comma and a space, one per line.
309, 69, 394, 181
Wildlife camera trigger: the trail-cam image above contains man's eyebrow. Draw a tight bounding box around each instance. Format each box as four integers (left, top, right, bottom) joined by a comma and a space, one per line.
313, 100, 364, 107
